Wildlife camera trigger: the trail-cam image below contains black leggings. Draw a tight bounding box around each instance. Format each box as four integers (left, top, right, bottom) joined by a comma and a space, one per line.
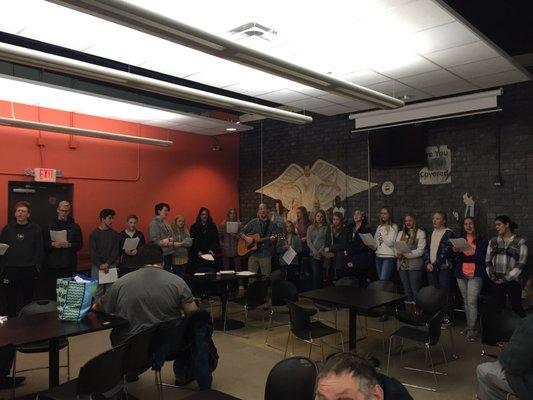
493, 280, 525, 318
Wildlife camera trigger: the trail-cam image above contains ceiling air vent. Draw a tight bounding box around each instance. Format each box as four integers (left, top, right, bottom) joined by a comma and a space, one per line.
229, 22, 277, 41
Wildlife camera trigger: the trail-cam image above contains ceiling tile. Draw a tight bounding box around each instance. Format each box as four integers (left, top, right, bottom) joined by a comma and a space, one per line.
387, 0, 455, 33
448, 57, 516, 79
367, 80, 410, 95
341, 69, 390, 86
423, 80, 478, 97
373, 54, 440, 78
310, 104, 355, 116
340, 99, 377, 111
398, 69, 462, 88
316, 93, 352, 104
469, 70, 530, 88
424, 41, 500, 68
415, 21, 480, 54
286, 98, 333, 110
257, 89, 309, 103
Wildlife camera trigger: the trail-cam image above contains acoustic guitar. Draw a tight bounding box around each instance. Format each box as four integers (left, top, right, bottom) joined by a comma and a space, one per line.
237, 233, 283, 257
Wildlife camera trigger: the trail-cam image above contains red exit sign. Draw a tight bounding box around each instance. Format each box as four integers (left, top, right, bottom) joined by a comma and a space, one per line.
34, 168, 57, 182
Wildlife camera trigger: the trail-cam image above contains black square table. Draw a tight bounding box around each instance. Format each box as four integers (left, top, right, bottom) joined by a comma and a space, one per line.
300, 286, 404, 350
189, 272, 259, 331
0, 310, 127, 388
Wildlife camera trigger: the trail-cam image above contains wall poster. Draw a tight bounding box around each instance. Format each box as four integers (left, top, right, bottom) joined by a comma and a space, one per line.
419, 145, 451, 185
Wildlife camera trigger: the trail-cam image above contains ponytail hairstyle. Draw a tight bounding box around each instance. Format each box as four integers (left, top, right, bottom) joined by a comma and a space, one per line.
495, 215, 518, 233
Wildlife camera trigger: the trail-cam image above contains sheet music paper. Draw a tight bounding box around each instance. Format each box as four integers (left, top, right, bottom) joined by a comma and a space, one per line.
449, 238, 473, 251
282, 246, 297, 265
181, 237, 193, 247
201, 253, 215, 261
236, 271, 255, 276
394, 241, 412, 254
123, 237, 140, 251
50, 230, 67, 243
98, 268, 118, 284
0, 243, 9, 256
226, 221, 239, 234
359, 233, 377, 248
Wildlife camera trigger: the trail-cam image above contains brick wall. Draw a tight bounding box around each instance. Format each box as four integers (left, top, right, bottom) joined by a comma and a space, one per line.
239, 81, 533, 255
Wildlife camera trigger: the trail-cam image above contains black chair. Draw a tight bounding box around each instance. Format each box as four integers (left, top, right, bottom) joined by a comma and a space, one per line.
266, 280, 317, 348
123, 326, 159, 396
228, 279, 270, 335
480, 309, 522, 358
264, 356, 318, 400
387, 286, 448, 392
12, 300, 70, 398
269, 269, 287, 283
396, 285, 458, 359
285, 301, 343, 361
38, 343, 129, 400
358, 280, 398, 338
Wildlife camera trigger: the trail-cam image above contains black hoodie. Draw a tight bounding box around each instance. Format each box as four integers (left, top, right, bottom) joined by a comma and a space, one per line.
0, 221, 44, 273
43, 217, 83, 271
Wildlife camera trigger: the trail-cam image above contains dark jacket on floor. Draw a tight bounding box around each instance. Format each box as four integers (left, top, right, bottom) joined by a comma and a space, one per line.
43, 217, 83, 271
0, 221, 44, 274
499, 314, 533, 400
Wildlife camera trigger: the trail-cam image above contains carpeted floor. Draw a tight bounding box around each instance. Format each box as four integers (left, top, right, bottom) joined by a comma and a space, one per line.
3, 305, 488, 400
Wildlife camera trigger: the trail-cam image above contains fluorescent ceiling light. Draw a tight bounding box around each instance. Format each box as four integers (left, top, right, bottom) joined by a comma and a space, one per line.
349, 89, 502, 131
0, 42, 310, 125
46, 0, 403, 109
0, 116, 173, 147
0, 75, 251, 135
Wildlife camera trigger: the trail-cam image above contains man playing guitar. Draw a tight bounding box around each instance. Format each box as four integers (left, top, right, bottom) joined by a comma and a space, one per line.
240, 203, 280, 278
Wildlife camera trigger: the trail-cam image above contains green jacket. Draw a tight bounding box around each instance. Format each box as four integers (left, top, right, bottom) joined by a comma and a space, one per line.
499, 314, 533, 400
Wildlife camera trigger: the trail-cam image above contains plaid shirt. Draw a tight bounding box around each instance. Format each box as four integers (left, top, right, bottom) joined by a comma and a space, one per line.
485, 235, 528, 281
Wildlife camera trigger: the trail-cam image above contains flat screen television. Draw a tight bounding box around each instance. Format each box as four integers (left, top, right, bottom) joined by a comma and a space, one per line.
369, 124, 427, 169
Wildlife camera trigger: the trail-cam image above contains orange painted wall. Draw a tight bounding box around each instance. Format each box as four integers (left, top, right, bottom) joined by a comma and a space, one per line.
0, 101, 240, 256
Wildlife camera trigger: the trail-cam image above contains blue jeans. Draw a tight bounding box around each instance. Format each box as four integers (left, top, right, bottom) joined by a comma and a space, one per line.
309, 257, 323, 289
375, 257, 395, 281
399, 269, 423, 301
456, 276, 482, 331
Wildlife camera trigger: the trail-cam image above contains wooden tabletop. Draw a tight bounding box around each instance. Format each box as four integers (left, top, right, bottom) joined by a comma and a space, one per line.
300, 286, 404, 311
0, 310, 127, 347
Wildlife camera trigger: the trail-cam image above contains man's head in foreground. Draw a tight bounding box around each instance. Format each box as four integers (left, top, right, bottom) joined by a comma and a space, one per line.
316, 353, 384, 400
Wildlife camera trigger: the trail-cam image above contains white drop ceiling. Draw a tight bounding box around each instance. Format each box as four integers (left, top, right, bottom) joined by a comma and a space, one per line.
0, 0, 530, 122
0, 76, 252, 135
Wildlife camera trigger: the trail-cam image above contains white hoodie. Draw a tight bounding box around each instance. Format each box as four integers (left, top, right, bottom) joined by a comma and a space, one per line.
374, 224, 398, 258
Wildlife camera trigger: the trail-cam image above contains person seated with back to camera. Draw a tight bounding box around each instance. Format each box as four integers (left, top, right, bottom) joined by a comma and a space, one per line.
92, 242, 220, 389
316, 352, 413, 400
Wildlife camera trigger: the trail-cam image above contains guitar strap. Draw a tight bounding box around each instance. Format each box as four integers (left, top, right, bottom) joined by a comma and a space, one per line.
260, 218, 270, 238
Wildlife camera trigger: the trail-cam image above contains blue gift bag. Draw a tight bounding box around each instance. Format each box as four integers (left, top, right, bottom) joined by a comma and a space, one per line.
56, 275, 97, 321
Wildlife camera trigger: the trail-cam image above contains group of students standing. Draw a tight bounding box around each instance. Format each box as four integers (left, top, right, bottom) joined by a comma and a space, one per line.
288, 204, 528, 342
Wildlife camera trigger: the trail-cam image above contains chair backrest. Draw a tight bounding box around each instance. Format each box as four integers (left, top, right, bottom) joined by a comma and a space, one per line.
481, 309, 522, 346
77, 343, 129, 396
124, 325, 158, 374
287, 301, 311, 337
367, 280, 397, 293
264, 356, 318, 400
19, 300, 57, 315
415, 286, 447, 315
427, 309, 444, 344
270, 269, 287, 283
271, 280, 299, 307
335, 277, 359, 288
246, 279, 270, 303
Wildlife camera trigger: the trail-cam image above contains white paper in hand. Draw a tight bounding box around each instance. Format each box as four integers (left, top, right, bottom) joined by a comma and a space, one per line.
359, 233, 377, 248
226, 221, 239, 234
394, 241, 412, 254
282, 246, 297, 265
182, 237, 193, 247
201, 253, 215, 261
449, 238, 473, 252
98, 268, 118, 284
0, 243, 9, 256
50, 230, 67, 243
123, 237, 140, 251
